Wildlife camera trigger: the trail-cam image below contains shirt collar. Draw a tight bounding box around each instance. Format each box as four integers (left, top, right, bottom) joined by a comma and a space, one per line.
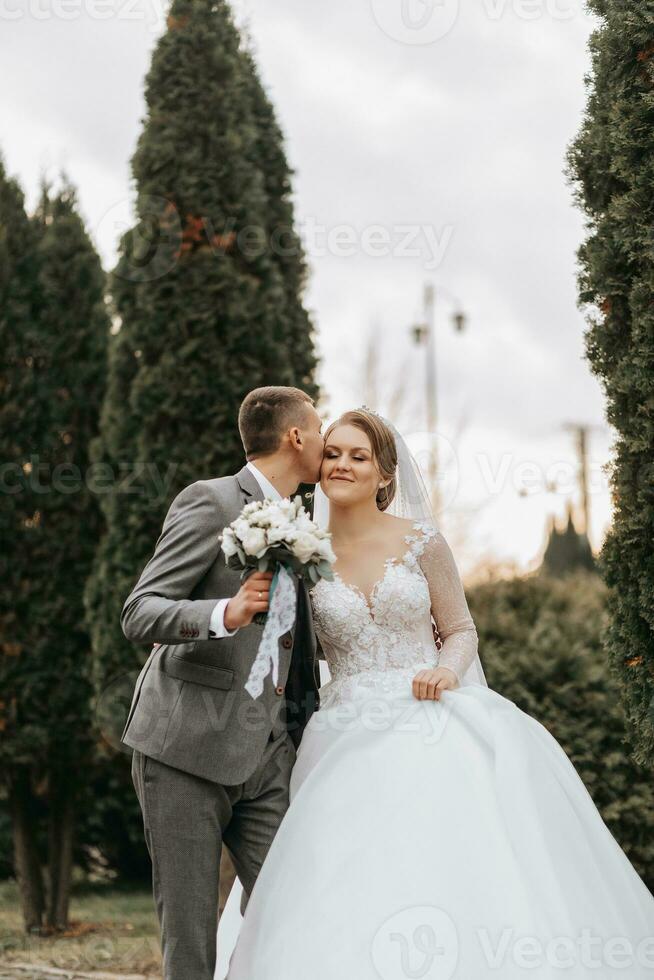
245, 460, 283, 501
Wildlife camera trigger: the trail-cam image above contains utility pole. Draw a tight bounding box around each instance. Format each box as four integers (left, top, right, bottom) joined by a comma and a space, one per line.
563, 422, 600, 544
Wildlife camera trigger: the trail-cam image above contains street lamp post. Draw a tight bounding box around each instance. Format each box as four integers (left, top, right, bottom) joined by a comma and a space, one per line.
411, 282, 466, 513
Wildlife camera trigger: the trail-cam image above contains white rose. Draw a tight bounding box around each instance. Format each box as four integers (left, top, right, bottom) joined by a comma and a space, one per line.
267, 524, 290, 545
276, 500, 296, 522
233, 518, 250, 541
241, 526, 268, 557
220, 528, 239, 558
316, 537, 336, 562
291, 531, 319, 564
265, 508, 286, 529
257, 502, 279, 527
295, 510, 314, 533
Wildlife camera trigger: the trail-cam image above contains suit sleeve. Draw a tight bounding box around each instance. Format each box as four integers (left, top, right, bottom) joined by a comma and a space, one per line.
121, 481, 231, 645
417, 529, 479, 686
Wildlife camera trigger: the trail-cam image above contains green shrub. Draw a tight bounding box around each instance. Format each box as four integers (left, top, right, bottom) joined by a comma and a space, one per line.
469, 570, 654, 890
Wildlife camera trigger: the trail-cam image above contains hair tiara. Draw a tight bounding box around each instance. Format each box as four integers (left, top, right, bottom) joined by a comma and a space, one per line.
356, 404, 398, 434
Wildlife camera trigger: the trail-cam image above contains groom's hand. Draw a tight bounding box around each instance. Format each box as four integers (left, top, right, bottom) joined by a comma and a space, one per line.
224, 571, 273, 629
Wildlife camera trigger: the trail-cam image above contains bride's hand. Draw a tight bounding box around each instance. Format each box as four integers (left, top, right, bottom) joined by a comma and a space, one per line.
412, 667, 459, 700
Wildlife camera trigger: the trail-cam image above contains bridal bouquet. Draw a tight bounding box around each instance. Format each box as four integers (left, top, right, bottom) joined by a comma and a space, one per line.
219, 496, 335, 698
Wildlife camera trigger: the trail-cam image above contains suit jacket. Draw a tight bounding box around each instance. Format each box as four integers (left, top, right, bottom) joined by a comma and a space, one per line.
120, 465, 320, 785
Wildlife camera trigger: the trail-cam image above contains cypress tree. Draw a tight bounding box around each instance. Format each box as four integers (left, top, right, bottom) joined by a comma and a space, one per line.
0, 156, 46, 933
86, 0, 318, 736
0, 167, 109, 931
567, 3, 654, 764
240, 45, 318, 389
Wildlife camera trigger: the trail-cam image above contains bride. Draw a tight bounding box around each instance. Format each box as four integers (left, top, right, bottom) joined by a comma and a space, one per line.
215, 407, 654, 979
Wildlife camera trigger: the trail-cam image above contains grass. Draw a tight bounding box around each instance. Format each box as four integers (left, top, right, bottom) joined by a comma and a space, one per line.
0, 878, 162, 976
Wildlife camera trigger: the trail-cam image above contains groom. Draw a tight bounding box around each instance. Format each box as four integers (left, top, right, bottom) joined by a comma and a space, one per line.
120, 385, 325, 980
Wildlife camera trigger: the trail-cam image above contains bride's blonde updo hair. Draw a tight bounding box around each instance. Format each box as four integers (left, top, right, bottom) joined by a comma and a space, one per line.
323, 408, 398, 512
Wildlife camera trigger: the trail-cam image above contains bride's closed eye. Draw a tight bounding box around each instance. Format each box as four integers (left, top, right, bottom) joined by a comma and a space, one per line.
324, 451, 367, 461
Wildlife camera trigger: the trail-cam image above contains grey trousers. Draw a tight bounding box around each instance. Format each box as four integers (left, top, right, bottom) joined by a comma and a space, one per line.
131, 731, 297, 980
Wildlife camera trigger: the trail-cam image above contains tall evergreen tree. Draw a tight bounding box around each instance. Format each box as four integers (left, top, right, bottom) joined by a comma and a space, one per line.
240, 45, 317, 389
567, 3, 654, 764
0, 156, 46, 933
0, 166, 109, 931
86, 0, 318, 737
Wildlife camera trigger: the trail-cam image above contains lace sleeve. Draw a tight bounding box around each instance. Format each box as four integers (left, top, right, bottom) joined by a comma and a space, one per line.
417, 528, 479, 686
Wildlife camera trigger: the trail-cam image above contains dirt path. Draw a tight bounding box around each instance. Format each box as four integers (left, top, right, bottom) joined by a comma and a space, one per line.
0, 964, 154, 980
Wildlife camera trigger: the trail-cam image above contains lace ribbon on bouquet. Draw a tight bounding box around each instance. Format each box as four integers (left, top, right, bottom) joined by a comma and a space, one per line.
244, 564, 297, 698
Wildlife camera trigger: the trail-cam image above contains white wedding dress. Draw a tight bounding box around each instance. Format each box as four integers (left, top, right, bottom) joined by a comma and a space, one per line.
215, 520, 654, 979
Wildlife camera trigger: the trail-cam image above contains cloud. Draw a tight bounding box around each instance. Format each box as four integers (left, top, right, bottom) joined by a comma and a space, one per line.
0, 0, 610, 565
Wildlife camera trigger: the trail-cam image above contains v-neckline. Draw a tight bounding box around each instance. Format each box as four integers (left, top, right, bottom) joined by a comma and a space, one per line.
331, 520, 423, 619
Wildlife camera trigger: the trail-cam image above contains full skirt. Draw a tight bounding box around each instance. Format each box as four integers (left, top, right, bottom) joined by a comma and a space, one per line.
215, 677, 654, 979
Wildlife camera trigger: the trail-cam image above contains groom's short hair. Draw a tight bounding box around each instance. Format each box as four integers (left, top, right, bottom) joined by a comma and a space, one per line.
238, 386, 315, 459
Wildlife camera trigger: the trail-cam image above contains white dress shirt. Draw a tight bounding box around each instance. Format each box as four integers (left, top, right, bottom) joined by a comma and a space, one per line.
208, 462, 283, 638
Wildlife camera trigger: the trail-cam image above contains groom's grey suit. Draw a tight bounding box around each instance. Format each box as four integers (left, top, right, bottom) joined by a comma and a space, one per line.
120, 464, 320, 980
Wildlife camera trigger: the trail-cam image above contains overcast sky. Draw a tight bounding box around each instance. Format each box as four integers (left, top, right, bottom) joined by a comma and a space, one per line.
1, 0, 610, 574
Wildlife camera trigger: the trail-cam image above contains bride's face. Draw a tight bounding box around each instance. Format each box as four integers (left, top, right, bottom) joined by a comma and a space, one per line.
320, 424, 384, 507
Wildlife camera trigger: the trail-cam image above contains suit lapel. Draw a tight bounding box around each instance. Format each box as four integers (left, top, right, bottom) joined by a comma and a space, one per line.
235, 464, 265, 504
234, 464, 299, 600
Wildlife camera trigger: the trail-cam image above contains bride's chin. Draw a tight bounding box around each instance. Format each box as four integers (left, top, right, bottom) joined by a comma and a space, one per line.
320, 482, 351, 502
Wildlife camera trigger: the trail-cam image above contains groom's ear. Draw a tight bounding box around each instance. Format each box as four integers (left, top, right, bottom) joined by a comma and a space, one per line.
288, 426, 302, 449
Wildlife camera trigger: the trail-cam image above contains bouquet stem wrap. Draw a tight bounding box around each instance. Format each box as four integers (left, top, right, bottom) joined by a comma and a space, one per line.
244, 564, 297, 698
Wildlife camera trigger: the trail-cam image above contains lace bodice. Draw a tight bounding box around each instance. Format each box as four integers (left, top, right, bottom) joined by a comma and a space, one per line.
310, 520, 479, 707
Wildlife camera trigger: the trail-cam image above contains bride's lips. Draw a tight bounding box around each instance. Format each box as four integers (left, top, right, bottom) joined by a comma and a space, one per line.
330, 475, 354, 482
